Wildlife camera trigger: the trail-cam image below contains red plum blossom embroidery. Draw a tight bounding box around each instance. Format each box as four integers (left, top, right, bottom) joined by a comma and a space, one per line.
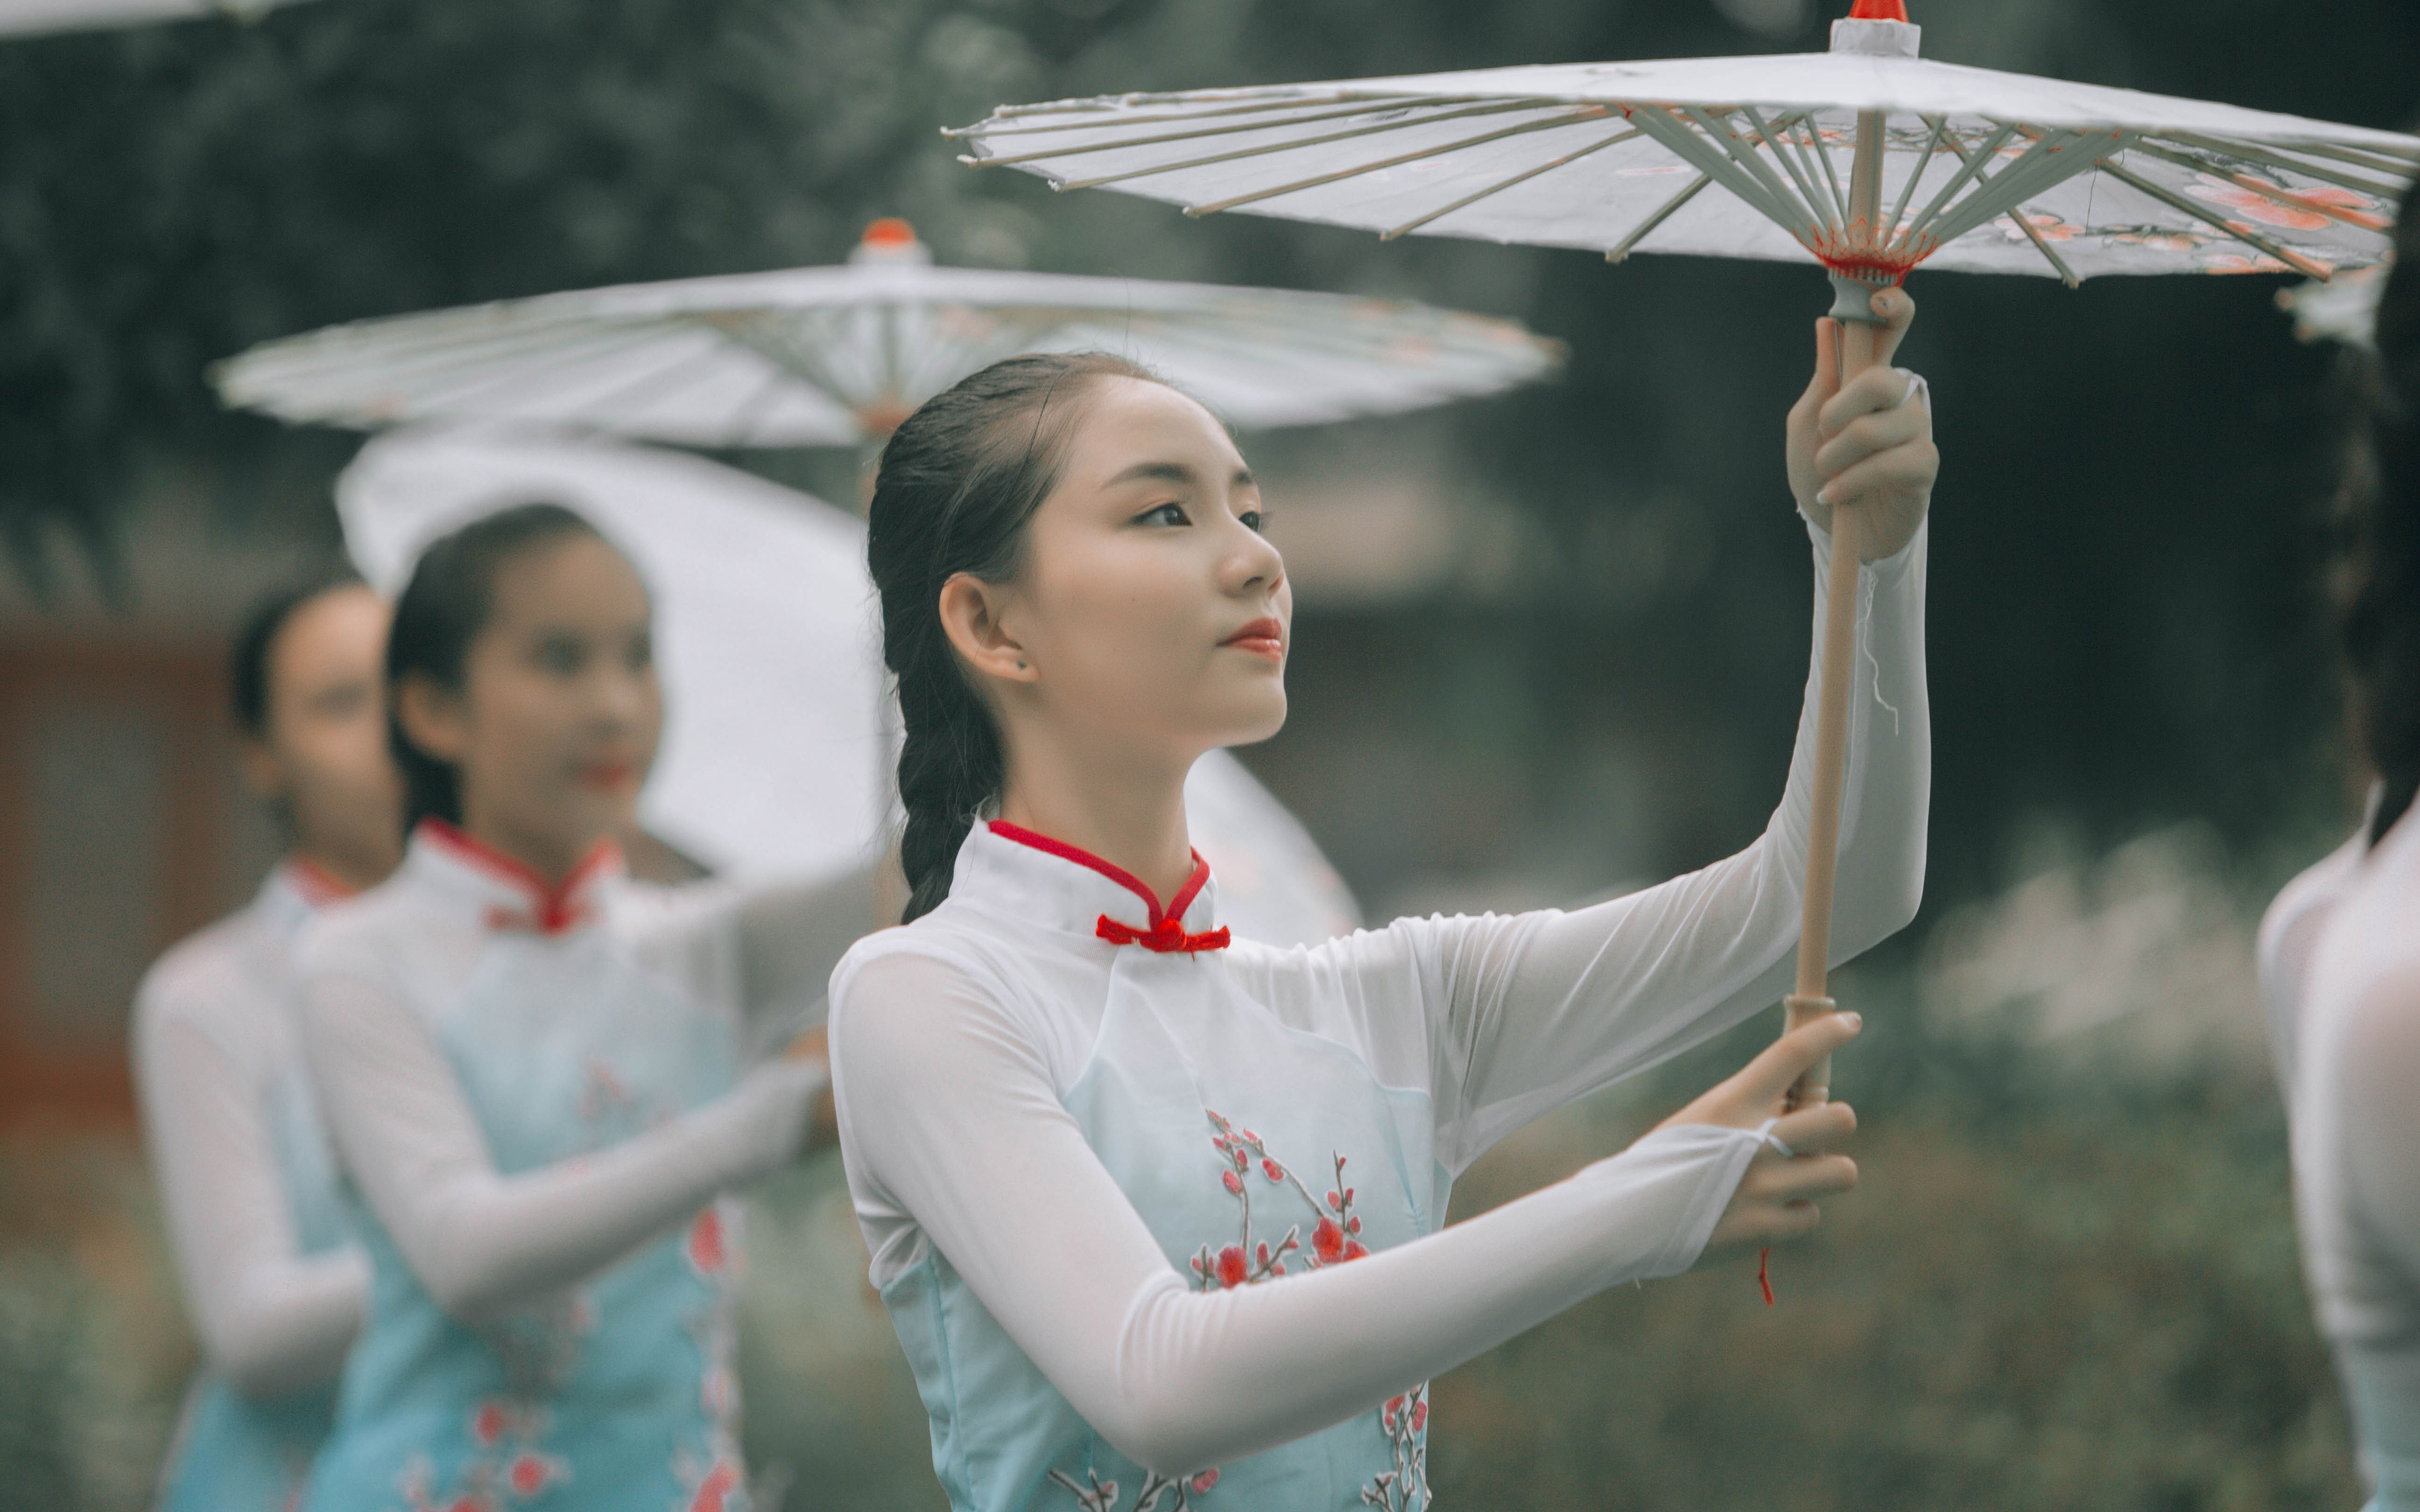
1362, 1385, 1433, 1511
1188, 1110, 1371, 1293
1049, 1465, 1216, 1512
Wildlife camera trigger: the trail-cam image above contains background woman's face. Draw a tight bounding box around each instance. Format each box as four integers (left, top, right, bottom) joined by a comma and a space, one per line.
1000, 377, 1291, 762
248, 583, 403, 882
438, 534, 662, 861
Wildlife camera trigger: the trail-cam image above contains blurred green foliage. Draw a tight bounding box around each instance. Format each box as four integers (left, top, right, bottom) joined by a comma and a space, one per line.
2, 5, 2415, 1505
5, 0, 2411, 896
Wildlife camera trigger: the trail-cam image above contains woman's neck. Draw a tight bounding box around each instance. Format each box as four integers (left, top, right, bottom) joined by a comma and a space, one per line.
997, 734, 1196, 906
455, 798, 605, 889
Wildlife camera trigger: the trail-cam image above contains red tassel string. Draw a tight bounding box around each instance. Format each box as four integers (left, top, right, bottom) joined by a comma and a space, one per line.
1757, 1247, 1774, 1307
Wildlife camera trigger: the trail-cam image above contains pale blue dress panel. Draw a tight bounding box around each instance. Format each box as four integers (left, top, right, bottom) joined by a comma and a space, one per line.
879, 923, 1442, 1512
299, 834, 754, 1512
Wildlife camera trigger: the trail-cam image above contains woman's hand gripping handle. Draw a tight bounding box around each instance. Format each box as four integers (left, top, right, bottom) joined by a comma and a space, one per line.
1656, 1012, 1864, 1256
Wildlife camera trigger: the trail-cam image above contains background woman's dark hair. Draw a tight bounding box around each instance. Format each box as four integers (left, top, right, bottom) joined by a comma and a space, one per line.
231, 567, 367, 741
385, 501, 605, 836
866, 351, 1161, 922
2338, 180, 2420, 843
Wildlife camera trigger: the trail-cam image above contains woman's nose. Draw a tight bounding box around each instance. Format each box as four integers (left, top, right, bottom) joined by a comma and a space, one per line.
1220, 517, 1285, 596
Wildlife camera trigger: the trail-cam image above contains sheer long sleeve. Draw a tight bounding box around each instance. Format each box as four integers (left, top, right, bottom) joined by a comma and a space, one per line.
620, 861, 890, 1055
301, 967, 824, 1323
831, 952, 1765, 1477
1265, 520, 1925, 1172
134, 1008, 366, 1397
2336, 959, 2420, 1301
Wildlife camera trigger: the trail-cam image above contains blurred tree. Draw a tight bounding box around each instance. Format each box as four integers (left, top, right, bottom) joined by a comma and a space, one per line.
0, 0, 2413, 889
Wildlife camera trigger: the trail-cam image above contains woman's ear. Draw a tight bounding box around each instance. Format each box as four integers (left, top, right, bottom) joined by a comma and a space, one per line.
237, 735, 289, 805
937, 573, 1038, 686
394, 672, 471, 765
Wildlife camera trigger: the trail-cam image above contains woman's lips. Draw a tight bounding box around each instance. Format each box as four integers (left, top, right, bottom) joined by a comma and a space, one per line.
577, 763, 636, 792
1222, 617, 1285, 662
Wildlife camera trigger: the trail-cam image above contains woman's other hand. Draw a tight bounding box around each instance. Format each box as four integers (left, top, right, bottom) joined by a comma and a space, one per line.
1656, 1013, 1864, 1254
1787, 287, 1936, 561
783, 1024, 841, 1152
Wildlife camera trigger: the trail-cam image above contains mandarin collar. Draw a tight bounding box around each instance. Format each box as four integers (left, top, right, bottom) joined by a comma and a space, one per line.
257, 856, 353, 940
950, 819, 1225, 952
404, 819, 626, 937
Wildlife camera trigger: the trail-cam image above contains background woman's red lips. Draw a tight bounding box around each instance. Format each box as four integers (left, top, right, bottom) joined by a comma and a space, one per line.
1225, 618, 1284, 646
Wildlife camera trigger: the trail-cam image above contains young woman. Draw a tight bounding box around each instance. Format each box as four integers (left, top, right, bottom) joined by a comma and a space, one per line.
830, 289, 1936, 1512
295, 503, 884, 1512
2259, 189, 2420, 1512
135, 573, 401, 1512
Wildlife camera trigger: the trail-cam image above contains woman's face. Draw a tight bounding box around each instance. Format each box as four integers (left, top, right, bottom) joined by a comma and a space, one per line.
245, 584, 404, 886
982, 377, 1290, 763
404, 533, 661, 870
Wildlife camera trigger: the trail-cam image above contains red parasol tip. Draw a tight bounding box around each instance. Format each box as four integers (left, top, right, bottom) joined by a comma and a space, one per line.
862, 217, 919, 248
1848, 0, 1909, 18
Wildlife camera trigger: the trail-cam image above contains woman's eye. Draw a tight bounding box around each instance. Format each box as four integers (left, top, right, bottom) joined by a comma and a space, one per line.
1239, 509, 1267, 534
1137, 503, 1190, 527
533, 637, 585, 677
626, 633, 654, 673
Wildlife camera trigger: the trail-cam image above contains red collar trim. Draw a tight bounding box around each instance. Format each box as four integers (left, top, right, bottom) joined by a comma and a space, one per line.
283, 856, 358, 909
416, 819, 620, 935
986, 819, 1230, 954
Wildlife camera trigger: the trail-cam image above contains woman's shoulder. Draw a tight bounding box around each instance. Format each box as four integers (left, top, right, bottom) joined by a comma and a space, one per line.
293, 874, 459, 990
134, 903, 282, 1046
832, 903, 1022, 1007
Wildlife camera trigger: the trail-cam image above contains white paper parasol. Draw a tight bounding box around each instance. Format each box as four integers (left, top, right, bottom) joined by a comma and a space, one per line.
0, 0, 308, 35
948, 0, 2420, 1087
337, 424, 1362, 943
216, 219, 1562, 449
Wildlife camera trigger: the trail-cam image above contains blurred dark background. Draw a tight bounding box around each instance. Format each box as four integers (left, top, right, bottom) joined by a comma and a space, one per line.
1, 0, 2414, 1507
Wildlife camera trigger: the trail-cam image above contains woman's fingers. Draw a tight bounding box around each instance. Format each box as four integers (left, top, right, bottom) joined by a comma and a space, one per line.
1813, 402, 1927, 481
1812, 445, 1938, 513
1737, 1011, 1864, 1110
1744, 1151, 1860, 1204
1817, 363, 1921, 439
1867, 286, 1915, 367
1770, 1099, 1857, 1154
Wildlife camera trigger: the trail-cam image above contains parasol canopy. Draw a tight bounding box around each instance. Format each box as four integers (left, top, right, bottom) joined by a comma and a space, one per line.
947, 9, 2416, 292
337, 424, 1363, 945
215, 220, 1563, 448
0, 0, 307, 35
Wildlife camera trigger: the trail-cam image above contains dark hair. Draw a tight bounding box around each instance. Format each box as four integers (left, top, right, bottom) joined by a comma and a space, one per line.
231, 568, 368, 740
2339, 182, 2420, 844
867, 352, 1161, 922
385, 501, 607, 835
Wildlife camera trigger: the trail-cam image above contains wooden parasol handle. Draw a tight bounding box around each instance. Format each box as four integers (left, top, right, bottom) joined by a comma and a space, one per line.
1785, 105, 1892, 1111
1783, 311, 1877, 1110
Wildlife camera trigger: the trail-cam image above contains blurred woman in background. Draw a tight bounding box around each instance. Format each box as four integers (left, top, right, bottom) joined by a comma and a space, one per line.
295, 503, 882, 1512
2260, 184, 2420, 1512
829, 289, 1933, 1512
135, 573, 401, 1512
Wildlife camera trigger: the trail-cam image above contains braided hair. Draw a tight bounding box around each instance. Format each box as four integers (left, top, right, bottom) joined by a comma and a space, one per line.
866, 352, 1161, 922
2340, 180, 2420, 843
